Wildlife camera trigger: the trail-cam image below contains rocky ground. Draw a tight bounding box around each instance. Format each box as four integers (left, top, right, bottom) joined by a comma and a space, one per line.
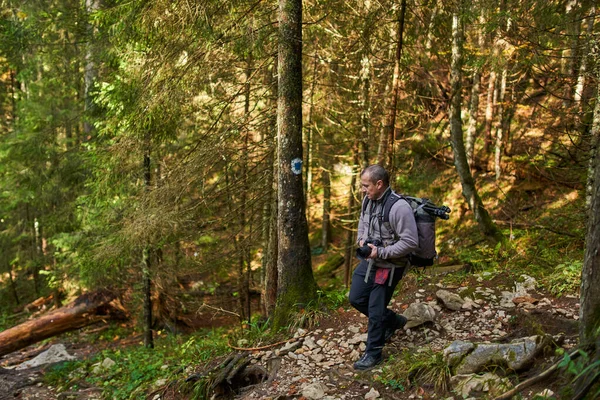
0, 269, 580, 399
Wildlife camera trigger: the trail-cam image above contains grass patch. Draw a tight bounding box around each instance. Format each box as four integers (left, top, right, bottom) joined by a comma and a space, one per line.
379, 347, 451, 393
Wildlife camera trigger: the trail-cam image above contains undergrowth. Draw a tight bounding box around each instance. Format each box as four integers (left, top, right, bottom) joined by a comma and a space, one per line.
44, 328, 230, 399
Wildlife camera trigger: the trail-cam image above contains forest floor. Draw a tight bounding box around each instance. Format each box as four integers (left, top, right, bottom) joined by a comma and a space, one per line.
0, 265, 581, 400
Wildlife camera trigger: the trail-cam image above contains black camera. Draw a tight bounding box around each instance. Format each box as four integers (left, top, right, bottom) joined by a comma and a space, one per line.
356, 238, 383, 260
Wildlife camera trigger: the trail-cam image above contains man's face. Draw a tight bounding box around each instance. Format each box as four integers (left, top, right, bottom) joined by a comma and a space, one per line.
361, 173, 385, 200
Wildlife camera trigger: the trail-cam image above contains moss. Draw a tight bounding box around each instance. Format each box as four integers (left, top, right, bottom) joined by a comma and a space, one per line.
315, 254, 344, 276
271, 278, 319, 330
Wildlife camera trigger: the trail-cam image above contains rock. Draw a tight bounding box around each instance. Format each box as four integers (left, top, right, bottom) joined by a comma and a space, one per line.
302, 382, 328, 399
453, 335, 550, 374
515, 275, 537, 294
304, 337, 318, 350
403, 302, 437, 328
512, 296, 538, 305
16, 344, 76, 370
450, 372, 512, 397
279, 340, 301, 356
443, 340, 475, 367
365, 387, 380, 399
535, 389, 555, 398
92, 357, 116, 374
436, 290, 465, 311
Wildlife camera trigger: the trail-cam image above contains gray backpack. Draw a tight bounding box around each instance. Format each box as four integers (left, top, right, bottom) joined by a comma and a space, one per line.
362, 192, 450, 267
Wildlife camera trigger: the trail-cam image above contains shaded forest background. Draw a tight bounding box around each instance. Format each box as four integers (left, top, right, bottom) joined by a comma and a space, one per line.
0, 0, 598, 349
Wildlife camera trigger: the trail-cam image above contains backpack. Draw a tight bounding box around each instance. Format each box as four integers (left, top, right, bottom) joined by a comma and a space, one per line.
362, 192, 450, 267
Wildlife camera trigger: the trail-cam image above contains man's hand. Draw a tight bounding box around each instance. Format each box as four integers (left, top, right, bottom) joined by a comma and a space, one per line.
367, 243, 378, 259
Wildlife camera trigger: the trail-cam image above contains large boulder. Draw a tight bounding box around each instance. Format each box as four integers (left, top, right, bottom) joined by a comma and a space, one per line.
444, 335, 551, 375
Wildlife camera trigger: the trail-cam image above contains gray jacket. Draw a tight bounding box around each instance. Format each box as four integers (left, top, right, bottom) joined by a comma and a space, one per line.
357, 188, 419, 269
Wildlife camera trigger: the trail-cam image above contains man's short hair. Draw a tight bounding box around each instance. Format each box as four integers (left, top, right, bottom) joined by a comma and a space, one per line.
361, 165, 389, 186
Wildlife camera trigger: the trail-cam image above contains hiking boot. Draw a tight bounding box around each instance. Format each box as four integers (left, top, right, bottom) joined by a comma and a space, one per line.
353, 352, 383, 371
384, 313, 407, 342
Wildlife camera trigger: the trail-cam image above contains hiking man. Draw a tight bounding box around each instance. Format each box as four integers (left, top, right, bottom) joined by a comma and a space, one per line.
349, 164, 419, 370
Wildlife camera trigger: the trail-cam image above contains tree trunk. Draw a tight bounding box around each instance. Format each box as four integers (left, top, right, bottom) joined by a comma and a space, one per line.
580, 79, 600, 344
574, 6, 595, 108
466, 69, 481, 167
142, 150, 154, 349
448, 6, 503, 243
484, 70, 497, 154
562, 0, 582, 107
274, 0, 318, 328
344, 150, 360, 287
494, 68, 508, 180
321, 167, 331, 252
359, 0, 373, 167
262, 60, 278, 318
376, 0, 407, 173
0, 290, 125, 357
466, 14, 484, 167
425, 1, 438, 59
83, 0, 99, 137
304, 52, 318, 215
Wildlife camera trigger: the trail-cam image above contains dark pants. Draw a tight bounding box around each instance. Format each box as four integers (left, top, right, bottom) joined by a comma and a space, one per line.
348, 260, 404, 356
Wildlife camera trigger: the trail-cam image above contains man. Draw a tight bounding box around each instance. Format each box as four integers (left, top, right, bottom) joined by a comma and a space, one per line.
349, 165, 419, 370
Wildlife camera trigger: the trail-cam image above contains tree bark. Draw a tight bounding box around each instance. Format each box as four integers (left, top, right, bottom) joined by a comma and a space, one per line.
448, 6, 503, 243
0, 290, 125, 357
304, 52, 318, 215
344, 150, 360, 288
321, 167, 331, 252
274, 0, 318, 328
580, 79, 600, 344
574, 6, 595, 108
83, 0, 99, 137
562, 0, 582, 107
494, 68, 508, 180
466, 13, 485, 167
376, 0, 407, 173
484, 70, 497, 155
262, 60, 278, 318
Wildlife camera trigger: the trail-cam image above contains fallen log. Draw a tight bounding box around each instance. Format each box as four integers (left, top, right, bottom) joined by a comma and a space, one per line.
0, 289, 127, 358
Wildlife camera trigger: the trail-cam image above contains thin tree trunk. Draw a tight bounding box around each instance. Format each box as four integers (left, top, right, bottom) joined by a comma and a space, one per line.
425, 1, 438, 59
484, 71, 497, 154
262, 59, 278, 318
142, 149, 153, 349
305, 53, 318, 215
466, 70, 481, 167
377, 0, 407, 173
274, 0, 317, 328
466, 14, 485, 167
359, 2, 372, 168
574, 6, 595, 108
449, 6, 503, 243
83, 0, 98, 137
494, 68, 508, 180
344, 149, 360, 287
321, 167, 331, 251
562, 0, 582, 107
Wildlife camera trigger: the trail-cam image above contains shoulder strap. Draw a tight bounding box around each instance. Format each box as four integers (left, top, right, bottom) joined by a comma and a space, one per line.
383, 191, 402, 223
362, 196, 369, 214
